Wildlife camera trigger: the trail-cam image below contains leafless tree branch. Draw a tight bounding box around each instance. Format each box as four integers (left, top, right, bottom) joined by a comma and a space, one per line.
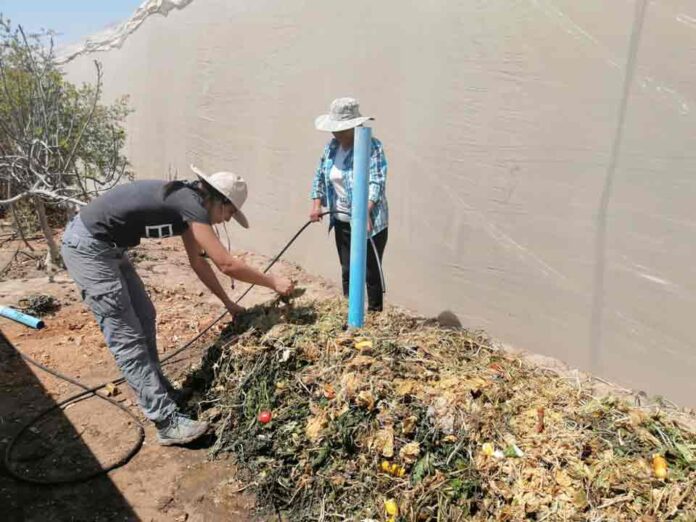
0, 18, 131, 270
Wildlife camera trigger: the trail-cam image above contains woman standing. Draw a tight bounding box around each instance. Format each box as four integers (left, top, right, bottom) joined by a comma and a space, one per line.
309, 97, 388, 312
62, 166, 294, 446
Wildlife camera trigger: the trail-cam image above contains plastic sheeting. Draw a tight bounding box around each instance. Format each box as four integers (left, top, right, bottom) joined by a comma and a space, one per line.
64, 0, 696, 405
58, 0, 194, 63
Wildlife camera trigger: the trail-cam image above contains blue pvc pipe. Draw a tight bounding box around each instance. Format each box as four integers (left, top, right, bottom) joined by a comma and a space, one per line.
0, 306, 45, 329
348, 126, 372, 328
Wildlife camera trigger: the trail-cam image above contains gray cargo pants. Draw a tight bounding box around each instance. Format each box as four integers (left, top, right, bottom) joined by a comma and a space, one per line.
61, 216, 177, 422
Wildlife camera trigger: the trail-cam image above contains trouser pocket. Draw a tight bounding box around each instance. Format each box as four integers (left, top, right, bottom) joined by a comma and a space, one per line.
82, 281, 126, 318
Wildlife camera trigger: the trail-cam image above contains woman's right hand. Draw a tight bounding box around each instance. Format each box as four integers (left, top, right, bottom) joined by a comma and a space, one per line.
309, 200, 323, 222
273, 276, 295, 296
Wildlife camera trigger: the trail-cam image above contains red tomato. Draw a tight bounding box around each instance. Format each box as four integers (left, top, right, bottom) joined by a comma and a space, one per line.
258, 410, 272, 424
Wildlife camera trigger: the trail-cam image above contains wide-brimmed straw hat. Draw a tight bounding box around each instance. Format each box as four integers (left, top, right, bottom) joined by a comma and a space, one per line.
314, 97, 373, 132
190, 164, 249, 228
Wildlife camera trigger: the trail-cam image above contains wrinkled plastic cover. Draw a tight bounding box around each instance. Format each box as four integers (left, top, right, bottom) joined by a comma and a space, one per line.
64, 0, 696, 405
58, 0, 194, 63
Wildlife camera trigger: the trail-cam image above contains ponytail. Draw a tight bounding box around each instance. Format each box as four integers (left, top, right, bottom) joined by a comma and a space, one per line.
162, 180, 187, 199
162, 178, 227, 204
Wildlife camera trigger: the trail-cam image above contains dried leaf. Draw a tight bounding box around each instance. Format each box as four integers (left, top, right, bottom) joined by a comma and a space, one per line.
629, 409, 646, 427
573, 489, 588, 509
330, 475, 346, 487
373, 427, 395, 457
354, 339, 373, 350
555, 470, 572, 488
357, 390, 375, 411
394, 379, 418, 396
305, 413, 328, 441
340, 372, 360, 399
402, 415, 418, 435
399, 441, 421, 464
323, 383, 336, 400
348, 355, 377, 368
438, 376, 489, 392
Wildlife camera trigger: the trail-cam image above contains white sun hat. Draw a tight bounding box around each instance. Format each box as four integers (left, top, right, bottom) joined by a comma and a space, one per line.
190, 164, 249, 228
314, 97, 374, 132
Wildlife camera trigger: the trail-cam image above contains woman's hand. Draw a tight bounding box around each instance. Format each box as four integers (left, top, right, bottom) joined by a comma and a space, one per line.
225, 301, 246, 316
309, 199, 323, 222
367, 201, 375, 233
272, 276, 295, 296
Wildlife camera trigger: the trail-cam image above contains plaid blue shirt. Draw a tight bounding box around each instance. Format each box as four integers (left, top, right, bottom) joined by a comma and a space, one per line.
310, 137, 388, 237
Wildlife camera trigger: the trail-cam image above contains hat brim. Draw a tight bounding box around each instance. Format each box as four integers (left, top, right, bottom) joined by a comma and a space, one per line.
190, 165, 250, 229
314, 115, 373, 132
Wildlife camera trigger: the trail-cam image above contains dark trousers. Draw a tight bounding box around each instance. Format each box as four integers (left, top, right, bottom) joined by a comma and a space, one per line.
333, 221, 388, 311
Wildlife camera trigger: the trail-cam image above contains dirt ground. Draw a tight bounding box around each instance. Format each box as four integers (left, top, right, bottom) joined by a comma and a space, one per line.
0, 228, 337, 522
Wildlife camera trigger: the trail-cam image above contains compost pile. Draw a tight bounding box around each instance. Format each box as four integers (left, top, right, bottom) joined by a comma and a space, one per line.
194, 298, 696, 521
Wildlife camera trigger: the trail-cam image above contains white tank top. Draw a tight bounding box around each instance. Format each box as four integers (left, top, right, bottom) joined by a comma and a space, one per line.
329, 147, 351, 222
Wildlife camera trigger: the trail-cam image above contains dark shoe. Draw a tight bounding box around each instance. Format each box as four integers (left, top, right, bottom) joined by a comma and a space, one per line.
156, 413, 209, 446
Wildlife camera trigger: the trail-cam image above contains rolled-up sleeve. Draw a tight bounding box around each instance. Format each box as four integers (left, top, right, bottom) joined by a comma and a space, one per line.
310, 148, 328, 205
368, 139, 387, 204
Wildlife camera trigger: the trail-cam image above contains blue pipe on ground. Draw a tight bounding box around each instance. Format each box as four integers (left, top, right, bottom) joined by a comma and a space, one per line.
0, 306, 45, 329
348, 126, 371, 328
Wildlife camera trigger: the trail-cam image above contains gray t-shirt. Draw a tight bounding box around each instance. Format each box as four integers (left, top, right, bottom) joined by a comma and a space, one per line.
80, 180, 210, 247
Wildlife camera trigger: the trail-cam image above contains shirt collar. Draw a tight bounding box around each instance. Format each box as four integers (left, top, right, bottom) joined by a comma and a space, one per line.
329, 138, 353, 155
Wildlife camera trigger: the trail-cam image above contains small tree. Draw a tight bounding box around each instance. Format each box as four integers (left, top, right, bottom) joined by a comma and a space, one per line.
0, 16, 132, 270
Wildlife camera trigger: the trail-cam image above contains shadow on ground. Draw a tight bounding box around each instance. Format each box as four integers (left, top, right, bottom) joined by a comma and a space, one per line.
0, 329, 140, 522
